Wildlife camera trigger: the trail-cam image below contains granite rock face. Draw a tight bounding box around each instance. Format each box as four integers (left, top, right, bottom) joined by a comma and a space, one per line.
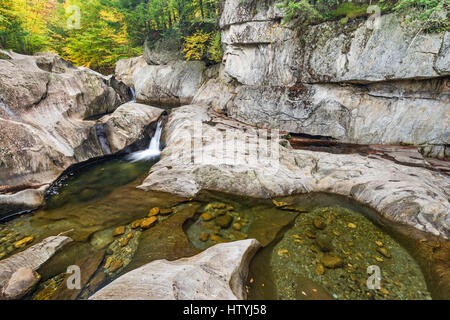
198, 0, 450, 158
115, 56, 147, 88
140, 105, 450, 239
134, 61, 206, 107
0, 52, 161, 217
90, 239, 261, 300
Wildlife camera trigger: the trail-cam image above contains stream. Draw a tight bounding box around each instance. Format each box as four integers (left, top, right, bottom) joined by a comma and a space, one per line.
0, 146, 448, 300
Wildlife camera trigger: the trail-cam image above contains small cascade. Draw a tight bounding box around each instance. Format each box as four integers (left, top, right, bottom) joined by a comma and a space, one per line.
128, 121, 163, 162
129, 87, 136, 103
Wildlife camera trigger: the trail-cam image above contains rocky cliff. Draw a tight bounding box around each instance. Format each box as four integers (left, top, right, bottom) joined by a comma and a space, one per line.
194, 0, 449, 158
0, 51, 164, 216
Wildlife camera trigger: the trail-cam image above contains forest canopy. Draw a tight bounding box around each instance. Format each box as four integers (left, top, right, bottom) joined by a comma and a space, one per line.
0, 0, 447, 74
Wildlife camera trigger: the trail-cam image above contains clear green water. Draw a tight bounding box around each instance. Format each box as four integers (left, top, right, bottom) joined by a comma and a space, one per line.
0, 158, 448, 300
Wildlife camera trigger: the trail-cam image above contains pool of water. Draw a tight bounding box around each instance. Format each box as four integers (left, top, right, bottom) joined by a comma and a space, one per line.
0, 157, 448, 300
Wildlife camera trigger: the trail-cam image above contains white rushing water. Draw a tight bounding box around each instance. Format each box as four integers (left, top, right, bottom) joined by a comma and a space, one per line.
130, 87, 136, 102
128, 121, 163, 162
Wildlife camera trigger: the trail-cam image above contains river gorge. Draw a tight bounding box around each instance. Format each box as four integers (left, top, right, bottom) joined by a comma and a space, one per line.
0, 0, 449, 301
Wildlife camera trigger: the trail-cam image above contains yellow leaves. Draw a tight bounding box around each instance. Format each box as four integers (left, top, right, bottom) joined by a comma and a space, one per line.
183, 31, 211, 61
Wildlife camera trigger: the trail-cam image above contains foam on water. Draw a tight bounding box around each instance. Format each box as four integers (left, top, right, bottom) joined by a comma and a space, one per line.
128, 120, 163, 162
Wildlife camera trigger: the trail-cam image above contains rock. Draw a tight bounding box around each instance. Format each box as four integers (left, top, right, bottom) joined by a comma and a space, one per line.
0, 236, 72, 291
232, 223, 242, 231
377, 247, 392, 258
1, 267, 40, 300
143, 37, 183, 66
313, 219, 326, 230
200, 213, 214, 222
115, 56, 147, 87
304, 231, 316, 239
320, 254, 344, 269
112, 226, 125, 237
216, 214, 233, 229
315, 236, 333, 252
134, 61, 205, 106
13, 236, 34, 249
89, 239, 261, 300
199, 233, 209, 242
131, 220, 144, 229
108, 259, 123, 273
210, 235, 225, 243
315, 264, 325, 276
159, 208, 173, 216
0, 185, 48, 218
140, 217, 157, 230
198, 1, 450, 158
98, 103, 165, 153
50, 250, 105, 300
148, 207, 160, 217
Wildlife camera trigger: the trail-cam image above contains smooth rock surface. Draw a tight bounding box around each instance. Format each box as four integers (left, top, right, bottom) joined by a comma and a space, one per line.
0, 236, 72, 291
0, 51, 131, 188
1, 267, 40, 300
0, 185, 48, 218
134, 61, 205, 106
90, 239, 261, 300
212, 0, 450, 158
140, 105, 450, 238
115, 56, 147, 88
99, 102, 165, 153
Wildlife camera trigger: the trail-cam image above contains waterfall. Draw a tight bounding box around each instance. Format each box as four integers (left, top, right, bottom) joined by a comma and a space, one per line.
128, 121, 163, 162
130, 87, 136, 103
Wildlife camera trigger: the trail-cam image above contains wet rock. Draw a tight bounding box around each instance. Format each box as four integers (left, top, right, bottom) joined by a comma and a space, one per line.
140, 217, 157, 230
315, 236, 333, 252
148, 207, 160, 217
90, 239, 261, 300
108, 259, 123, 273
315, 264, 325, 276
232, 223, 242, 231
216, 214, 233, 229
51, 250, 105, 300
1, 267, 40, 300
131, 220, 144, 229
377, 247, 392, 258
210, 235, 225, 243
112, 226, 125, 237
0, 236, 72, 292
304, 231, 316, 239
14, 236, 34, 249
320, 254, 344, 269
199, 233, 209, 242
200, 213, 214, 222
313, 219, 326, 230
87, 271, 107, 293
159, 208, 173, 216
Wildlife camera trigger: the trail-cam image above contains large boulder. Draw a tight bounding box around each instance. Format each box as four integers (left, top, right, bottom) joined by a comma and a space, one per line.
134, 61, 205, 107
0, 236, 72, 295
90, 239, 261, 300
115, 56, 147, 88
98, 102, 165, 153
139, 105, 450, 239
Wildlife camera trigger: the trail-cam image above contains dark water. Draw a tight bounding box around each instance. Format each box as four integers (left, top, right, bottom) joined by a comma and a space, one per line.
0, 158, 448, 300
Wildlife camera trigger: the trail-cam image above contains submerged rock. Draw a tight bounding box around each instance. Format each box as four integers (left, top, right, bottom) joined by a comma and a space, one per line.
0, 236, 72, 293
89, 239, 261, 300
1, 267, 41, 300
